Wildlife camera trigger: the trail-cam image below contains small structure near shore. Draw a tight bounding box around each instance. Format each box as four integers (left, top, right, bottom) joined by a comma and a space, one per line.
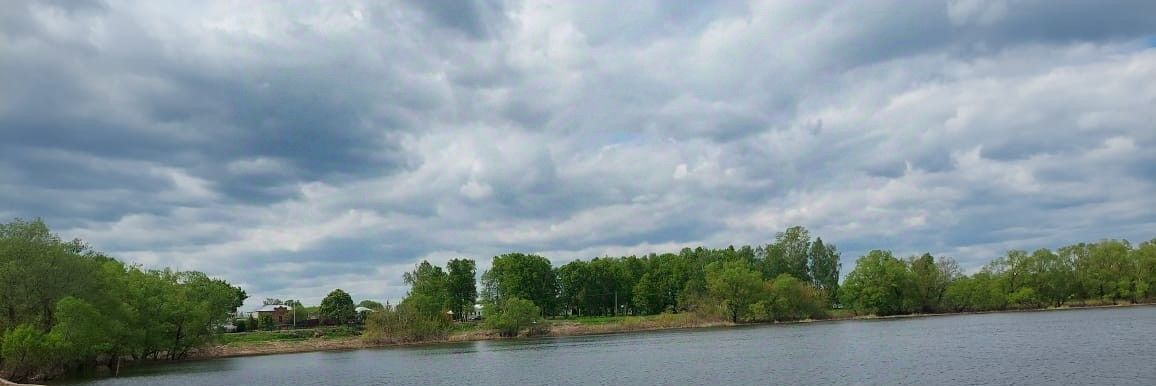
254, 304, 294, 326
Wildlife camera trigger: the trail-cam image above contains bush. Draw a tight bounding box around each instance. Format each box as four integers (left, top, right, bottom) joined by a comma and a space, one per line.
259, 314, 275, 331
485, 297, 542, 337
1, 324, 61, 382
233, 318, 248, 333
362, 302, 450, 344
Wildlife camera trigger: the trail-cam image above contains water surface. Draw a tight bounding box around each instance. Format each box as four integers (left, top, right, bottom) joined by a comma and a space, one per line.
60, 306, 1156, 385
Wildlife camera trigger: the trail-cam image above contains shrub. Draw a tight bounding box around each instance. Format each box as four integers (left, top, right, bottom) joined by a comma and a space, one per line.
485, 297, 542, 337
362, 302, 450, 344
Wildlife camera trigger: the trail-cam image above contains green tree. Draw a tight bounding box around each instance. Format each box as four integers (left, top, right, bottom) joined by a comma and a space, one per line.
1133, 239, 1156, 301
319, 289, 356, 325
556, 259, 591, 316
1, 324, 60, 382
404, 261, 450, 308
750, 274, 826, 322
482, 253, 557, 315
705, 260, 763, 323
907, 253, 961, 313
446, 259, 477, 321
808, 238, 841, 306
762, 226, 812, 282
841, 250, 915, 316
0, 219, 245, 379
358, 300, 385, 311
1024, 248, 1074, 307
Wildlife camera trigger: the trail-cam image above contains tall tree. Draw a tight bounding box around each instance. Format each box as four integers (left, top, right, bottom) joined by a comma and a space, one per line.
446, 258, 477, 321
319, 289, 356, 325
404, 261, 450, 303
482, 253, 557, 315
766, 226, 812, 282
1024, 248, 1074, 307
808, 238, 841, 306
705, 260, 763, 323
556, 260, 591, 316
1132, 239, 1156, 301
907, 253, 960, 313
841, 250, 915, 316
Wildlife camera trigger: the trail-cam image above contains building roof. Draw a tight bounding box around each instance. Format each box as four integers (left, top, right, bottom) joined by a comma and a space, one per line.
355, 306, 375, 313
255, 304, 293, 312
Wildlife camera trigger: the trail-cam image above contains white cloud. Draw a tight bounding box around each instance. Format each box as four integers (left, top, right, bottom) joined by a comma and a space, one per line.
2, 0, 1155, 308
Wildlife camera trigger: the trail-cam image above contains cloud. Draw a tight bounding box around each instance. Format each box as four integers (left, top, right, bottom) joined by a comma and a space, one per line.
2, 0, 1155, 307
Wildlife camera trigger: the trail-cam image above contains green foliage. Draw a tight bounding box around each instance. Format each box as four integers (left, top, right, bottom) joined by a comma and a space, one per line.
1, 324, 60, 381
841, 250, 916, 316
485, 297, 542, 337
259, 314, 275, 331
751, 274, 827, 322
446, 259, 478, 321
358, 300, 385, 311
705, 260, 763, 323
0, 219, 246, 381
906, 253, 962, 313
1008, 287, 1041, 308
404, 261, 450, 309
808, 238, 842, 307
49, 297, 110, 362
362, 301, 451, 344
218, 326, 361, 346
768, 226, 813, 282
482, 253, 557, 315
319, 289, 356, 325
556, 257, 635, 317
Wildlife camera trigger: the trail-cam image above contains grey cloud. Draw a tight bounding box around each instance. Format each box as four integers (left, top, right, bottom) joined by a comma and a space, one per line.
3, 0, 1155, 306
400, 0, 505, 39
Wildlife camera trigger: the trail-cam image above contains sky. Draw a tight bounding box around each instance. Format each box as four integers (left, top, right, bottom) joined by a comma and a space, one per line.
2, 0, 1155, 309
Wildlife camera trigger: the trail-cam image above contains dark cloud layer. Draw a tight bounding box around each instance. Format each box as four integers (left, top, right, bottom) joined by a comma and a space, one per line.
2, 0, 1155, 307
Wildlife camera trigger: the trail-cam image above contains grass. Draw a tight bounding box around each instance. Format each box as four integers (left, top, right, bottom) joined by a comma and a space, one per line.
217, 326, 362, 347
556, 315, 651, 326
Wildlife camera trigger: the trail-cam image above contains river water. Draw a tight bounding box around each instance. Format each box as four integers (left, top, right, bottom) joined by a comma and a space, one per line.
59, 306, 1156, 385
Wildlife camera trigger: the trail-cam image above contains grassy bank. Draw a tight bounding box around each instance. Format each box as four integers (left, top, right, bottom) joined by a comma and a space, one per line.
190, 302, 1155, 360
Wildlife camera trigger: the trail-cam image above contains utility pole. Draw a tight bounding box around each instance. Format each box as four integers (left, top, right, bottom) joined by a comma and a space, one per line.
614, 292, 618, 316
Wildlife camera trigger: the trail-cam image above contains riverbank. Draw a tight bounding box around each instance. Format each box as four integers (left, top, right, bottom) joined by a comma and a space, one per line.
0, 377, 42, 385
188, 302, 1155, 361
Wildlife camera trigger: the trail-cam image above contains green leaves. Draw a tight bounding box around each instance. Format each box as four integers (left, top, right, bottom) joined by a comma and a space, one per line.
484, 297, 542, 337
841, 250, 916, 316
319, 289, 356, 325
0, 218, 245, 378
446, 259, 478, 321
483, 253, 557, 315
705, 260, 763, 323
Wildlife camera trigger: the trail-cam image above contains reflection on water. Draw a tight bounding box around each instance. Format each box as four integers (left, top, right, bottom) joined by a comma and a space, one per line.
58, 306, 1156, 386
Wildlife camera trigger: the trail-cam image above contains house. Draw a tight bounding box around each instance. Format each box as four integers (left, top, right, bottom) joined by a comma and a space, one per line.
254, 304, 294, 326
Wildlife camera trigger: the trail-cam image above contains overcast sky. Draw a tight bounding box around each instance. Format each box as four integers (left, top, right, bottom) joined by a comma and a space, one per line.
2, 0, 1155, 308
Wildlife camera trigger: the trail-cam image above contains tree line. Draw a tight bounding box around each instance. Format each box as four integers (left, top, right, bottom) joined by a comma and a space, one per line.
367, 225, 1155, 342
0, 219, 246, 382
5, 216, 1153, 379
365, 226, 845, 340
842, 239, 1156, 316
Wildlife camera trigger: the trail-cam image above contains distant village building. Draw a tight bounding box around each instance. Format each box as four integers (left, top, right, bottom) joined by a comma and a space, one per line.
254, 304, 293, 326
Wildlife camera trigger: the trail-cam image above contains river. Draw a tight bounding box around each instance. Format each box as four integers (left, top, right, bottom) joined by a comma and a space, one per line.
58, 306, 1156, 385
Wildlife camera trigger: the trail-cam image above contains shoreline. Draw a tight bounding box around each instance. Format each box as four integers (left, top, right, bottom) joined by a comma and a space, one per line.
187, 302, 1155, 361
